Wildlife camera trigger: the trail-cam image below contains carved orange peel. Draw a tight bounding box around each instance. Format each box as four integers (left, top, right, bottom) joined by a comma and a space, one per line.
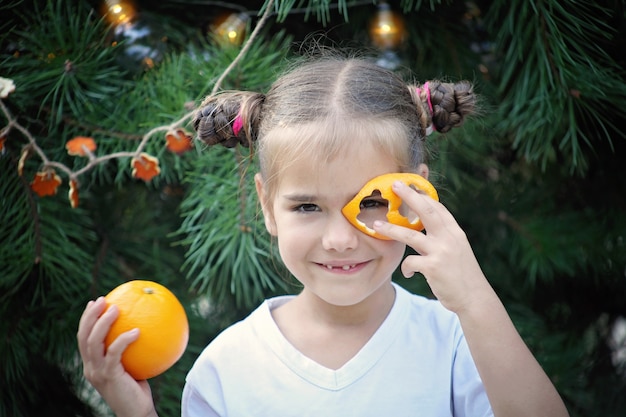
341, 172, 439, 240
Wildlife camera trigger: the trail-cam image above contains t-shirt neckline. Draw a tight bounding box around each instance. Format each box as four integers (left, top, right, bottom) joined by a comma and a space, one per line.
250, 283, 411, 390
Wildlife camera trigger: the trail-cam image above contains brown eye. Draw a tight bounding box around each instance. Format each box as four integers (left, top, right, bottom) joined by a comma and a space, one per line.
295, 204, 319, 212
359, 198, 388, 210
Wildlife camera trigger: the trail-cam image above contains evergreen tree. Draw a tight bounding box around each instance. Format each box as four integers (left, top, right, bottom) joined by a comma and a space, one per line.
1, 1, 624, 416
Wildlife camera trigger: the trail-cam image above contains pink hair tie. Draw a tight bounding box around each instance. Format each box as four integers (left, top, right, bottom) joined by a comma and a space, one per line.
416, 83, 436, 135
423, 82, 434, 114
232, 113, 243, 136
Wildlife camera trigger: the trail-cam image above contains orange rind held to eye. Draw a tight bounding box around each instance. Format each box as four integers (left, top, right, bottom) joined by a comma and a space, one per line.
342, 172, 439, 240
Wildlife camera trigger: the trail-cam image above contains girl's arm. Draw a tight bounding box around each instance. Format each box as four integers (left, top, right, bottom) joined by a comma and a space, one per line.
77, 297, 159, 417
455, 284, 569, 417
373, 181, 569, 417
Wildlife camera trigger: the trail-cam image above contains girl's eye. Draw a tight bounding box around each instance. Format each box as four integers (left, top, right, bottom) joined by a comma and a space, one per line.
357, 198, 389, 228
294, 203, 319, 212
359, 198, 388, 210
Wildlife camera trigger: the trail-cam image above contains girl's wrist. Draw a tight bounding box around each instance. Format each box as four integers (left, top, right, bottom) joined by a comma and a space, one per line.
452, 280, 502, 320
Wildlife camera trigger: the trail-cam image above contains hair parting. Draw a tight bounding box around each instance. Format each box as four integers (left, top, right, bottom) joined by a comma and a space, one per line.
193, 54, 477, 202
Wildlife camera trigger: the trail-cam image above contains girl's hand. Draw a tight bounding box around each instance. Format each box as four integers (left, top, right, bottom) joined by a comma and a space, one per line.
77, 297, 158, 417
373, 180, 494, 315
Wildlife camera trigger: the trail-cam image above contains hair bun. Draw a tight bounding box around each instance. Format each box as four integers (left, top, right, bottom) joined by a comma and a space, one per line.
193, 91, 265, 148
429, 81, 476, 134
194, 101, 246, 148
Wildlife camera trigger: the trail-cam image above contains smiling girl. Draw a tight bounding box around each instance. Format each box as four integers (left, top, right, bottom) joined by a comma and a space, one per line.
77, 53, 569, 417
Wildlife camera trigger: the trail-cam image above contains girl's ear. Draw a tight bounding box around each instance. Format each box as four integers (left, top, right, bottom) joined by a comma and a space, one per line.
417, 163, 429, 180
255, 173, 277, 236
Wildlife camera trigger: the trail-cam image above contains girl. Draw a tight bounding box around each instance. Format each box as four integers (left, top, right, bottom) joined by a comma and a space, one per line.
77, 55, 570, 417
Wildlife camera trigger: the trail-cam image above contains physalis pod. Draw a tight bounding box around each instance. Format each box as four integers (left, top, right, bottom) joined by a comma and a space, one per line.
165, 128, 194, 154
131, 153, 160, 182
30, 170, 62, 197
341, 173, 439, 240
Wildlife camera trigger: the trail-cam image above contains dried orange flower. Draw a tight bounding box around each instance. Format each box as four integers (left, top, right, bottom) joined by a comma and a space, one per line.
131, 153, 160, 182
69, 179, 79, 208
165, 129, 194, 154
30, 170, 62, 197
66, 136, 97, 156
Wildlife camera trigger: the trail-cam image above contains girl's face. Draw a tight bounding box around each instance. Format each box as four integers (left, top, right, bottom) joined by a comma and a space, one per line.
255, 141, 407, 308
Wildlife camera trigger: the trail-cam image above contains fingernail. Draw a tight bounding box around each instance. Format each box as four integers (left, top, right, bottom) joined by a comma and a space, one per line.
373, 220, 384, 228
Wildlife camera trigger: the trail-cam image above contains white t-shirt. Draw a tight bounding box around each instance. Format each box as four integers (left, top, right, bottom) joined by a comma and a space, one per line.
182, 283, 493, 417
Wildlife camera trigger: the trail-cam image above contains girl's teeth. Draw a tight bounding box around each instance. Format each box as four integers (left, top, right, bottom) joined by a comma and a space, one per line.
325, 264, 355, 270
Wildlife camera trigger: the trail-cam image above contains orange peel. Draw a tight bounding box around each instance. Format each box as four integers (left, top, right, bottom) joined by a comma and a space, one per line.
165, 128, 194, 154
30, 170, 62, 197
66, 136, 97, 156
342, 172, 438, 240
131, 153, 160, 182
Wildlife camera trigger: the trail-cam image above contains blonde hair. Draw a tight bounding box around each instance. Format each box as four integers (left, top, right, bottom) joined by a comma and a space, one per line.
194, 55, 476, 204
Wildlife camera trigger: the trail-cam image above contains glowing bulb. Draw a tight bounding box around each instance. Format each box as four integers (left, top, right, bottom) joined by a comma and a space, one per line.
102, 0, 136, 25
369, 3, 406, 50
213, 13, 249, 46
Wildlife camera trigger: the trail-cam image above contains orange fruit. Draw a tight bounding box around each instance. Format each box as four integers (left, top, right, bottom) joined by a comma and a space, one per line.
103, 280, 189, 380
342, 172, 439, 240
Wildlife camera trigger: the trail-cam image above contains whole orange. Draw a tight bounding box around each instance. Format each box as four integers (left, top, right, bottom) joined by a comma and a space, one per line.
103, 280, 189, 380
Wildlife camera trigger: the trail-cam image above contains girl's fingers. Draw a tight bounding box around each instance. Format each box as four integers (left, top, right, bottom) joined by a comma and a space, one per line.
399, 255, 424, 279
103, 328, 140, 372
373, 219, 428, 252
78, 297, 124, 383
77, 297, 106, 357
372, 219, 430, 279
390, 180, 455, 232
84, 303, 120, 366
76, 300, 94, 357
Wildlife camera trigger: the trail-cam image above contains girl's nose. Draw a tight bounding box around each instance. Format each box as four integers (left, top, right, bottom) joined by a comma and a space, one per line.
322, 213, 359, 252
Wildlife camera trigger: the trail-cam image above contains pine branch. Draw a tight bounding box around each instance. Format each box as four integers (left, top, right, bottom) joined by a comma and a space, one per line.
0, 0, 277, 207
175, 149, 291, 308
485, 0, 626, 174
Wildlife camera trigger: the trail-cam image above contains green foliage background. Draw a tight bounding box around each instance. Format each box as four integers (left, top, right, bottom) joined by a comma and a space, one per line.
1, 0, 625, 416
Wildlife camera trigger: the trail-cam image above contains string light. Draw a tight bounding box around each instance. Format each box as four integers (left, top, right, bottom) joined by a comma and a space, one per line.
368, 2, 406, 50
212, 12, 249, 46
102, 0, 136, 26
